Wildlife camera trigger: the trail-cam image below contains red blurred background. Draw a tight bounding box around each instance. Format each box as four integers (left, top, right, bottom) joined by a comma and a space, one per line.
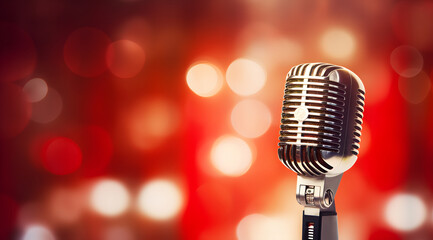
1, 0, 433, 239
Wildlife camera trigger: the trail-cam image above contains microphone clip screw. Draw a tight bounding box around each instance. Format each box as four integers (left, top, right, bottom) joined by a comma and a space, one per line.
323, 189, 334, 208
305, 186, 315, 205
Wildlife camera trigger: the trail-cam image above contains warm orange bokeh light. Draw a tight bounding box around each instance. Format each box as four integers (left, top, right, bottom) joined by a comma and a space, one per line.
186, 62, 223, 97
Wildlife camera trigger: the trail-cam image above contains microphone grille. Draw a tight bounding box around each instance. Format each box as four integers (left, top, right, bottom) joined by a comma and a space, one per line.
351, 88, 365, 155
278, 63, 364, 176
279, 63, 346, 151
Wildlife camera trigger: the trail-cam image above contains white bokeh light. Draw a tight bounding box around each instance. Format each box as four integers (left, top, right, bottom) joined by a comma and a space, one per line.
186, 62, 223, 97
320, 28, 356, 59
210, 135, 253, 177
90, 180, 130, 217
23, 78, 48, 103
226, 58, 266, 96
384, 193, 427, 231
231, 99, 272, 138
236, 214, 293, 240
22, 225, 55, 240
137, 179, 183, 221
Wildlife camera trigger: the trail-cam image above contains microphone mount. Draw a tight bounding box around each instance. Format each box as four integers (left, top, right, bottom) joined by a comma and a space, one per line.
297, 174, 342, 240
277, 63, 366, 240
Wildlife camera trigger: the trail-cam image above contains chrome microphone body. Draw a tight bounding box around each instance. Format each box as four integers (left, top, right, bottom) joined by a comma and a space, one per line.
277, 63, 365, 240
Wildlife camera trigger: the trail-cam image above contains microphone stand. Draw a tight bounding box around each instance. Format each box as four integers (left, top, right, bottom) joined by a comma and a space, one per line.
296, 174, 342, 240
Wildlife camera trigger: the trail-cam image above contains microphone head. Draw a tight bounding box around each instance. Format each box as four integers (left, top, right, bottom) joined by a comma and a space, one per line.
278, 63, 365, 177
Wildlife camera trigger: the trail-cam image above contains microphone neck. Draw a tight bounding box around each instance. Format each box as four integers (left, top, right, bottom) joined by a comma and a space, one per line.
296, 174, 342, 213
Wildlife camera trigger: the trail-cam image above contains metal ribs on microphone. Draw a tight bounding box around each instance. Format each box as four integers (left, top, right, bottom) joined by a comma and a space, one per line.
278, 63, 365, 177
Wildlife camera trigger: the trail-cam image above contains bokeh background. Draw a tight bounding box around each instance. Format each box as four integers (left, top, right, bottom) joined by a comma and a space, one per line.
1, 0, 433, 239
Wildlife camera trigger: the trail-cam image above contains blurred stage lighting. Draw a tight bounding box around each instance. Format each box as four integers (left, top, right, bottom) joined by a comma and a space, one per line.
48, 187, 85, 225
320, 28, 356, 60
210, 135, 253, 177
384, 193, 427, 231
186, 62, 223, 97
126, 98, 179, 150
118, 17, 151, 46
358, 60, 392, 105
41, 137, 82, 175
241, 35, 303, 69
236, 214, 291, 240
106, 40, 145, 78
90, 180, 130, 217
390, 45, 423, 78
230, 99, 271, 138
359, 122, 371, 155
23, 78, 48, 103
137, 179, 183, 221
104, 226, 135, 240
338, 215, 365, 240
31, 88, 63, 124
398, 72, 431, 104
226, 58, 266, 96
22, 225, 55, 240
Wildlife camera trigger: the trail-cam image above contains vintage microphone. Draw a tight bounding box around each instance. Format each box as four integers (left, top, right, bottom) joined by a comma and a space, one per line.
277, 63, 365, 240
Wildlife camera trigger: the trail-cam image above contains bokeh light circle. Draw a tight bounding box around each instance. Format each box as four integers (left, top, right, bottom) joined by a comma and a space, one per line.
237, 23, 303, 69
0, 83, 31, 138
64, 27, 111, 77
384, 193, 427, 231
126, 98, 179, 150
41, 137, 82, 175
23, 78, 48, 103
390, 45, 423, 78
320, 28, 356, 59
22, 225, 55, 240
0, 22, 36, 82
226, 58, 266, 96
106, 40, 145, 78
398, 72, 431, 104
90, 179, 130, 217
237, 214, 290, 240
243, 37, 303, 69
237, 214, 270, 240
210, 135, 253, 177
186, 62, 223, 97
230, 99, 271, 138
137, 179, 183, 221
31, 88, 63, 124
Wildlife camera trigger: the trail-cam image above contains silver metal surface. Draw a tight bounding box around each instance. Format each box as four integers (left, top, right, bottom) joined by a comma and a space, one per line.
296, 174, 342, 211
278, 63, 365, 177
277, 63, 365, 240
321, 214, 339, 240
